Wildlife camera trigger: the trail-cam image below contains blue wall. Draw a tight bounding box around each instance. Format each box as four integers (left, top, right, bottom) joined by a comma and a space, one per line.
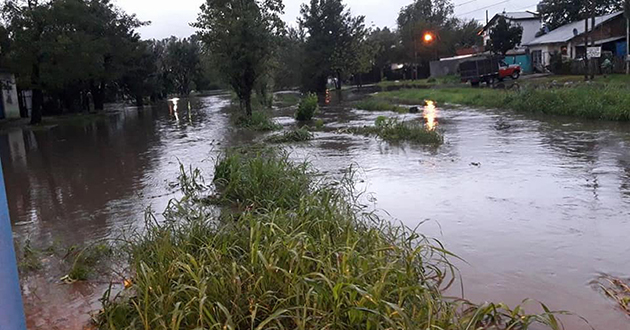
504, 54, 533, 74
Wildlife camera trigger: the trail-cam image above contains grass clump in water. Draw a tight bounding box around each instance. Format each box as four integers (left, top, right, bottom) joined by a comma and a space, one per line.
295, 93, 319, 121
63, 243, 112, 282
355, 99, 408, 113
97, 150, 570, 330
266, 128, 313, 144
351, 116, 443, 145
234, 111, 282, 131
212, 149, 312, 210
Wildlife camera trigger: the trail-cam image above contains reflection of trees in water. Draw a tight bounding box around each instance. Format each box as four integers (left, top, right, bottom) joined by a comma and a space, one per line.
1, 107, 164, 245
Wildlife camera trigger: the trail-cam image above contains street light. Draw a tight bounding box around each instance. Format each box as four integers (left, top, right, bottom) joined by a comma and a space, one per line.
423, 32, 434, 43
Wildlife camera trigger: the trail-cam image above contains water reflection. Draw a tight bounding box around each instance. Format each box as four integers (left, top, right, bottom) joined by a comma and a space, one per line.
423, 100, 438, 130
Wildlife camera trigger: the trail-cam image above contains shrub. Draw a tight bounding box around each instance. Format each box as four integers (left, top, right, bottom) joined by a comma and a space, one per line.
295, 93, 319, 121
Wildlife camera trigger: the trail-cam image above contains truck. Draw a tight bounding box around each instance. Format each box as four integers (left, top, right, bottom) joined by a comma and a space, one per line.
459, 56, 521, 86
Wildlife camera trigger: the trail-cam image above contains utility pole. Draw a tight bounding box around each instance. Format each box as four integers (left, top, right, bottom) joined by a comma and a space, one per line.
584, 1, 589, 81
590, 1, 596, 80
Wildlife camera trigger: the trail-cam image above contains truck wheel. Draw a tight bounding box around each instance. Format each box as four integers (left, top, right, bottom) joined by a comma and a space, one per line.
471, 81, 480, 87
512, 71, 520, 80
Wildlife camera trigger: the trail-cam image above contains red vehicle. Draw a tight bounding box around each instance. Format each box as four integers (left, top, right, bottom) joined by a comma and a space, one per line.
499, 60, 521, 80
459, 57, 521, 86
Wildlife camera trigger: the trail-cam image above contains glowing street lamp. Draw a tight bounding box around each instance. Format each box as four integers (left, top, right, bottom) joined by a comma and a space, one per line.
423, 32, 434, 44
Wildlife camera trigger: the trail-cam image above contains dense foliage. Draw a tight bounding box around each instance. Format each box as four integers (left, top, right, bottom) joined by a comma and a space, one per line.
295, 93, 319, 121
194, 0, 285, 116
538, 0, 622, 30
488, 17, 524, 55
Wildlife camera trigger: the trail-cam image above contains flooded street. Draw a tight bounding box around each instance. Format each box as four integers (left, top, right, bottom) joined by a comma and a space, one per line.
3, 91, 630, 329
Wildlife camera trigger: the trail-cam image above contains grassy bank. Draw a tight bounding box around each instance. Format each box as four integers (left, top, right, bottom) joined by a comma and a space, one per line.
375, 86, 630, 121
350, 116, 443, 145
97, 150, 567, 330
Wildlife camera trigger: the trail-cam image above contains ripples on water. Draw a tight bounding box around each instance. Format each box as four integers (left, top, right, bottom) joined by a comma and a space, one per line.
3, 90, 630, 329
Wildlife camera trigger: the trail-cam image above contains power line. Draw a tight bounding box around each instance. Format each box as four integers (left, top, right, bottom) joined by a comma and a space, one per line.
455, 0, 479, 7
458, 0, 511, 16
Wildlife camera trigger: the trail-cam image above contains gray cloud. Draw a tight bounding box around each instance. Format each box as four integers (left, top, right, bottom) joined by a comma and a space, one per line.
114, 0, 539, 40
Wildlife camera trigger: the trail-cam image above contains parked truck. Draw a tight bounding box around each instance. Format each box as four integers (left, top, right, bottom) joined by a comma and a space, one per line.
459, 56, 520, 86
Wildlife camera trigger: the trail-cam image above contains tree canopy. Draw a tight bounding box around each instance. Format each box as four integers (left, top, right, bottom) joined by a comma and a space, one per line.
488, 17, 523, 55
538, 0, 621, 30
194, 0, 285, 116
299, 0, 369, 92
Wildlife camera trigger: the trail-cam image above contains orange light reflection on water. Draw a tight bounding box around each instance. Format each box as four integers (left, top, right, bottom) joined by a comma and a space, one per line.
423, 100, 438, 130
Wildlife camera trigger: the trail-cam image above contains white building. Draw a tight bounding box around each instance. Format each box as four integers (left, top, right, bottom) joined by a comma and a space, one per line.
0, 70, 21, 119
523, 12, 625, 71
481, 11, 543, 49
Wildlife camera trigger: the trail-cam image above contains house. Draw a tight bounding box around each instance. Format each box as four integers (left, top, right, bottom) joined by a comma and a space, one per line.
0, 69, 20, 119
524, 12, 627, 71
481, 11, 543, 49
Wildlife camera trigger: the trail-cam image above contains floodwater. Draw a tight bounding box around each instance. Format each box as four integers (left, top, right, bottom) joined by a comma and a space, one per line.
2, 89, 630, 329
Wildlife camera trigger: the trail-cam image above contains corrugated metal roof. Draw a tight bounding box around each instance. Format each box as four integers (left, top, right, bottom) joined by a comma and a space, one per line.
525, 11, 623, 46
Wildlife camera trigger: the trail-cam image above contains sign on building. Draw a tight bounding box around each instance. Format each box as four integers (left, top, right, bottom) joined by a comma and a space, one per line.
587, 47, 602, 59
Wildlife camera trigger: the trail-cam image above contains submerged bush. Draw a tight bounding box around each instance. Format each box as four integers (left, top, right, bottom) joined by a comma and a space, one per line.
266, 128, 313, 144
97, 151, 570, 330
234, 111, 282, 131
295, 93, 319, 121
351, 117, 444, 145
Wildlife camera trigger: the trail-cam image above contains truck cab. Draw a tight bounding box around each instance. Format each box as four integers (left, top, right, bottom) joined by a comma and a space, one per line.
499, 60, 521, 80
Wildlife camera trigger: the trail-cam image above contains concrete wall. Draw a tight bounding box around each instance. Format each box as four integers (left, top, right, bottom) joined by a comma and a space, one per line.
529, 43, 562, 69
518, 19, 542, 45
0, 73, 20, 119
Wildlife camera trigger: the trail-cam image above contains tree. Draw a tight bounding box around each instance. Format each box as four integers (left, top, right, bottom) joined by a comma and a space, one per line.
369, 27, 400, 81
163, 36, 202, 96
194, 0, 284, 116
488, 17, 523, 55
539, 0, 621, 30
274, 27, 305, 89
396, 0, 459, 78
3, 0, 145, 121
299, 0, 369, 93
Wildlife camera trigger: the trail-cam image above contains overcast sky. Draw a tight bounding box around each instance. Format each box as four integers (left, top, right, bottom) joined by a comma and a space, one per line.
114, 0, 540, 40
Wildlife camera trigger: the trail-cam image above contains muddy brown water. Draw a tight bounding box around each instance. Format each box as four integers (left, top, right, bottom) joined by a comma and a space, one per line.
3, 90, 630, 329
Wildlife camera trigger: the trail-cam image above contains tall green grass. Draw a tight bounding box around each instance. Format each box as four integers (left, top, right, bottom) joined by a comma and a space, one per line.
97, 150, 570, 330
375, 87, 630, 121
350, 116, 444, 145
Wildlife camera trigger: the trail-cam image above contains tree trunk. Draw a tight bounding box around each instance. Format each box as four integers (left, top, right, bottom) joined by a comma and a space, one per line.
135, 95, 144, 107
30, 89, 43, 125
244, 94, 252, 117
92, 82, 105, 111
334, 71, 341, 90
584, 9, 589, 81
627, 17, 629, 75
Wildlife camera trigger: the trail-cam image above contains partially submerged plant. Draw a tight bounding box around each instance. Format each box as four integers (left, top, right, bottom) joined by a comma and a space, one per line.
295, 93, 319, 121
265, 128, 313, 143
350, 116, 443, 145
96, 150, 574, 330
355, 99, 408, 113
